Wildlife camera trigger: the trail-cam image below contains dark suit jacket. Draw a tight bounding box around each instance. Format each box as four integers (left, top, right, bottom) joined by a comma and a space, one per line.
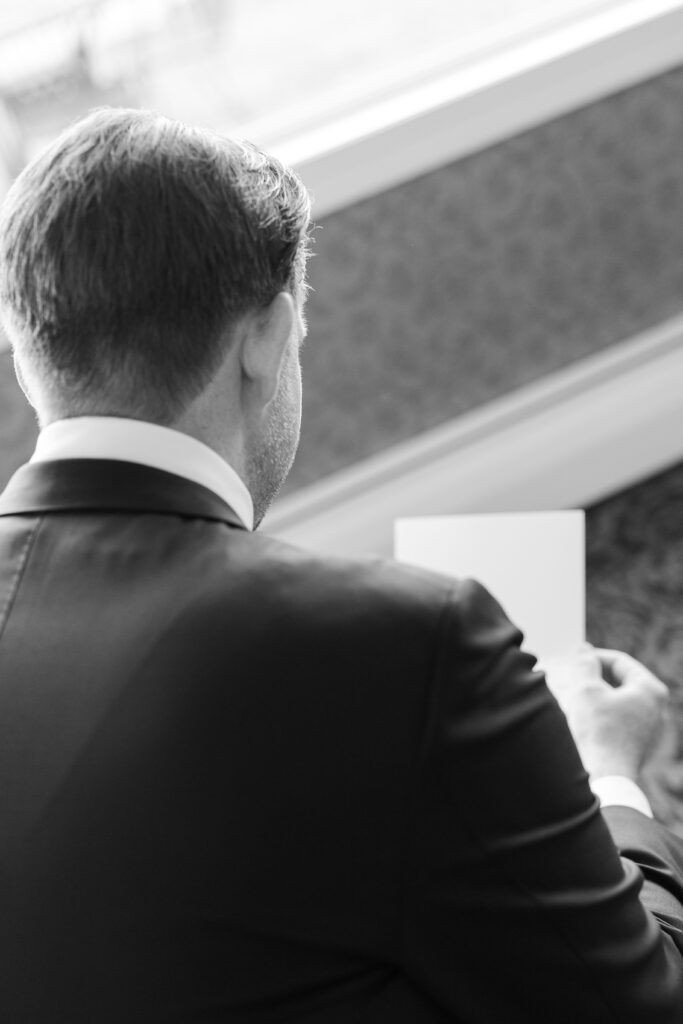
1, 458, 683, 1023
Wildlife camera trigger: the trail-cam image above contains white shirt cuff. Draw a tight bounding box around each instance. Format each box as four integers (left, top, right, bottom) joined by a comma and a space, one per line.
590, 775, 653, 818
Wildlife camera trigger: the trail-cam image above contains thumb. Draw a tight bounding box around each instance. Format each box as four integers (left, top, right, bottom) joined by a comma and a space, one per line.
575, 647, 603, 680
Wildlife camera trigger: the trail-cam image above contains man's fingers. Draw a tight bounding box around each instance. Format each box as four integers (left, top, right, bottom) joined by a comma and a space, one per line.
544, 648, 669, 716
575, 649, 603, 678
545, 647, 603, 685
595, 648, 669, 700
543, 649, 605, 707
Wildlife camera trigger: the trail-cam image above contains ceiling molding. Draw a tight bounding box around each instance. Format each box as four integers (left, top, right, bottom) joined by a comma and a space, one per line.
265, 312, 683, 556
267, 1, 683, 219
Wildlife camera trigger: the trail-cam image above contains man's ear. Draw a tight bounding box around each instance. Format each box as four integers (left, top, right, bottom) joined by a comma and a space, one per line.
240, 292, 296, 407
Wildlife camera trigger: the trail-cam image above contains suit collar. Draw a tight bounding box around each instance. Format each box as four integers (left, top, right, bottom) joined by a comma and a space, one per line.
31, 416, 254, 530
0, 459, 247, 530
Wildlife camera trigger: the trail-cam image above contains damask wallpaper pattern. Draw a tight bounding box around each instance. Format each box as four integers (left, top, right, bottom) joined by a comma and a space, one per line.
586, 459, 683, 836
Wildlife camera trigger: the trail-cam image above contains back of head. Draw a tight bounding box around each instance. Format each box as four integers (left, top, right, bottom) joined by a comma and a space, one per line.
0, 107, 312, 424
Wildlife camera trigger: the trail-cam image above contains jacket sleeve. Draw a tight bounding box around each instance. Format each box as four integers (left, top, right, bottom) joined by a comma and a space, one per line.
401, 578, 683, 1023
602, 805, 683, 948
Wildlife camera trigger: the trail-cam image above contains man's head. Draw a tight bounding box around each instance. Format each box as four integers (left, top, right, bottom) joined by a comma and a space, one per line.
0, 106, 312, 523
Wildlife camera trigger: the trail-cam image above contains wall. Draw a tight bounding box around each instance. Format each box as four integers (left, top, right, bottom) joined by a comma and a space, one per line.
0, 349, 35, 487
586, 459, 683, 836
290, 63, 683, 489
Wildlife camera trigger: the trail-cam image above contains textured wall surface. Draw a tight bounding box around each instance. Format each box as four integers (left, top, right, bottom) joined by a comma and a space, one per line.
0, 351, 36, 487
586, 459, 683, 836
291, 64, 683, 489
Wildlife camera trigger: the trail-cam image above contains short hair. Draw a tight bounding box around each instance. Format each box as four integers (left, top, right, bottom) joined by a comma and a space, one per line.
0, 107, 312, 422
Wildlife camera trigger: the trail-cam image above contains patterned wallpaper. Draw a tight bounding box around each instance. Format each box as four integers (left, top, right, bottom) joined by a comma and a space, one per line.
586, 459, 683, 836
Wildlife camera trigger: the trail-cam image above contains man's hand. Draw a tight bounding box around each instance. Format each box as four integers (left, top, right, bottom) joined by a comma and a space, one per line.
543, 647, 670, 782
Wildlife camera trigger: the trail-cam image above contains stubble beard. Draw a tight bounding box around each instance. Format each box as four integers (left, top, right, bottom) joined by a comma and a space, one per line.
246, 357, 301, 529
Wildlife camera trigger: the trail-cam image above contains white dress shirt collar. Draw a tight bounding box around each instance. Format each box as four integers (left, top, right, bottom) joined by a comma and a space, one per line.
30, 416, 254, 531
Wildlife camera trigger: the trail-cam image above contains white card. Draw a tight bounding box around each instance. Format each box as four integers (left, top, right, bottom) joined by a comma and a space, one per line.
394, 511, 585, 662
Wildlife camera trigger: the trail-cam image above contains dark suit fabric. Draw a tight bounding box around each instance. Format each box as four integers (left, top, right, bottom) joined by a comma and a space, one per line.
0, 459, 682, 1023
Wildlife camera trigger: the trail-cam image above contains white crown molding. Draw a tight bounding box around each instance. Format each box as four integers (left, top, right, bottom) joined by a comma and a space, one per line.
265, 0, 683, 219
265, 313, 683, 557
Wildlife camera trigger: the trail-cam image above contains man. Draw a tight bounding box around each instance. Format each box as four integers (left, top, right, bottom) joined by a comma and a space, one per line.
0, 107, 681, 1023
